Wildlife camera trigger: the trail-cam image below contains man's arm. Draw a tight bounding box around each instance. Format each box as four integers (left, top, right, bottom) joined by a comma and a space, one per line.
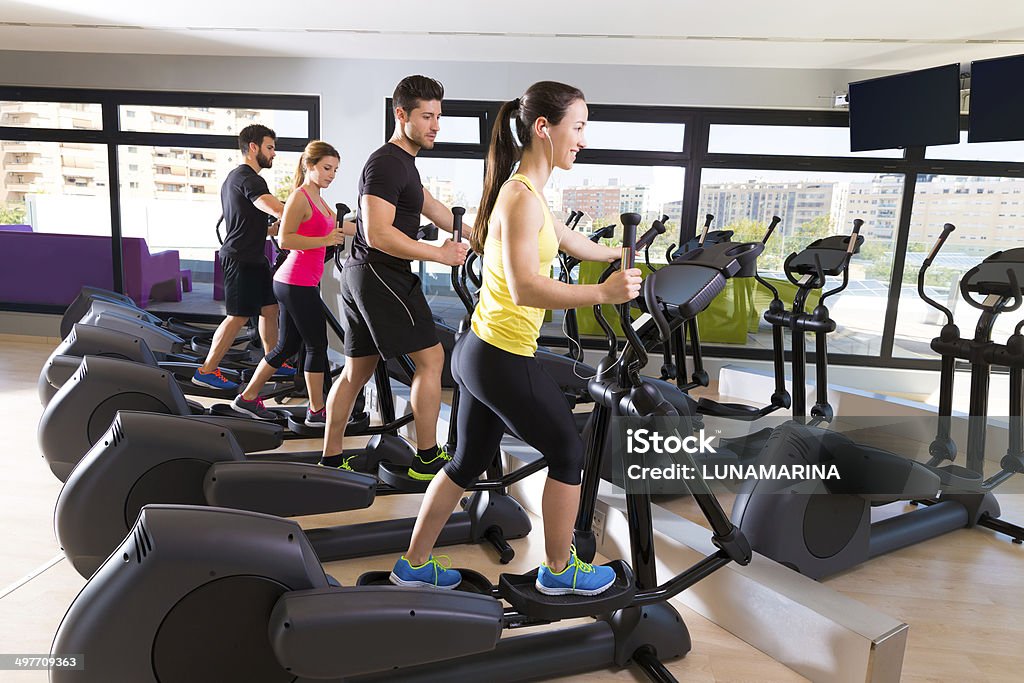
363, 195, 466, 265
254, 194, 285, 235
422, 187, 475, 241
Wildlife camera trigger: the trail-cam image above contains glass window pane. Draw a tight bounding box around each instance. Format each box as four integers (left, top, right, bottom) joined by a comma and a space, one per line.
547, 163, 686, 338
584, 121, 685, 152
926, 130, 1024, 162
893, 174, 1024, 358
437, 116, 480, 144
698, 168, 904, 356
411, 157, 485, 329
0, 101, 103, 130
1, 140, 113, 306
118, 145, 301, 316
118, 105, 309, 138
708, 124, 902, 158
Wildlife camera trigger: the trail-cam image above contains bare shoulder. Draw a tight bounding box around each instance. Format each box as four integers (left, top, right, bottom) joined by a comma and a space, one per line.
494, 181, 544, 239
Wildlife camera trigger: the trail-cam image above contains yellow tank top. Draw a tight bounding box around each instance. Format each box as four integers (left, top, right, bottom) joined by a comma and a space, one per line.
471, 173, 559, 356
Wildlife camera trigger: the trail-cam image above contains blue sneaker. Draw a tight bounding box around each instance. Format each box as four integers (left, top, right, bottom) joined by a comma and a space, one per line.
273, 362, 297, 378
535, 545, 616, 596
389, 555, 462, 590
192, 368, 238, 391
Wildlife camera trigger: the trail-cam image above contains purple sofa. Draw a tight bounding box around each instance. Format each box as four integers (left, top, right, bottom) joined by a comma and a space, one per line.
0, 231, 191, 307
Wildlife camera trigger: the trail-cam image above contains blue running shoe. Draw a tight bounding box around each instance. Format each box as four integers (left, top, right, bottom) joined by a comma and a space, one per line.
191, 368, 238, 391
389, 555, 462, 590
273, 362, 297, 378
535, 545, 616, 596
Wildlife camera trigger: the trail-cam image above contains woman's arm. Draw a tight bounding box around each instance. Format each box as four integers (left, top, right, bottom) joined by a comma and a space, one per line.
554, 221, 618, 262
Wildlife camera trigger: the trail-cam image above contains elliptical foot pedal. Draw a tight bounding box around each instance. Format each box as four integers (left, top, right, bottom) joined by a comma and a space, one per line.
286, 413, 325, 438
345, 411, 372, 435
208, 402, 290, 428
497, 560, 635, 621
378, 461, 430, 493
356, 569, 494, 596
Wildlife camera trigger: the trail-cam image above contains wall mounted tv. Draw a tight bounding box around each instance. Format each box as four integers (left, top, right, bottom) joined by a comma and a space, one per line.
968, 53, 1024, 143
849, 64, 961, 152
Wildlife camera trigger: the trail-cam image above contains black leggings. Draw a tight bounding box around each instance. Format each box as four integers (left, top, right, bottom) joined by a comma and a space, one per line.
265, 281, 328, 373
443, 331, 584, 488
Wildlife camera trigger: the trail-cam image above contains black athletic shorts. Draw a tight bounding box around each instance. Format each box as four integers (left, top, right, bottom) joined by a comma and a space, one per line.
221, 255, 277, 317
340, 262, 438, 359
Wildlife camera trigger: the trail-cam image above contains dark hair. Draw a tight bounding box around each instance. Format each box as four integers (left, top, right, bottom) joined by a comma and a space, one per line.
393, 75, 445, 115
238, 124, 276, 154
472, 81, 585, 254
294, 140, 340, 189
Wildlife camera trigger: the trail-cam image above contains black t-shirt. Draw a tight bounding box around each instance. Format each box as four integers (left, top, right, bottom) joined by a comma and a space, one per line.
347, 143, 424, 269
219, 164, 273, 263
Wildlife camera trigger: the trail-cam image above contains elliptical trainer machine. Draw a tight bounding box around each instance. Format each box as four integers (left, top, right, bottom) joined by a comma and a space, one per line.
732, 223, 1024, 579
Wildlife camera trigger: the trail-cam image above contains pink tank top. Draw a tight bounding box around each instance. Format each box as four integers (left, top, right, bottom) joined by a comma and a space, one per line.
274, 188, 334, 287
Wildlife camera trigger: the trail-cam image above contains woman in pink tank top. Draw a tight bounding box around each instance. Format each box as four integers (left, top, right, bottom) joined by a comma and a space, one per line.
231, 140, 355, 427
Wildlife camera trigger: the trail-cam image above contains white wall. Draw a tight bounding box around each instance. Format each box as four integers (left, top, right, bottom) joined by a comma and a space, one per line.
0, 50, 889, 207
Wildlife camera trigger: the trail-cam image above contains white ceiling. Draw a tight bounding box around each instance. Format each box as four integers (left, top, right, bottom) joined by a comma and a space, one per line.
1, 0, 1023, 71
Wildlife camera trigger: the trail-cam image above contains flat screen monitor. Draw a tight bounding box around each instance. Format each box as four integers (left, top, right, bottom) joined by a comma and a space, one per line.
968, 53, 1024, 143
849, 64, 962, 152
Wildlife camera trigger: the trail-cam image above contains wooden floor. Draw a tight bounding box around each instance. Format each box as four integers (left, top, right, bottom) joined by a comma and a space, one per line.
2, 335, 1022, 682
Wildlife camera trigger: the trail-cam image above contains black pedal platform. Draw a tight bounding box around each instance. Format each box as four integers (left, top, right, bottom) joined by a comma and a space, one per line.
497, 560, 635, 621
286, 411, 324, 438
377, 461, 430, 493
207, 402, 289, 429
356, 569, 494, 596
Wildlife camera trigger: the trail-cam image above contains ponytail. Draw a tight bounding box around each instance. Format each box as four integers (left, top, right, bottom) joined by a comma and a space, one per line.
472, 98, 521, 255
293, 156, 307, 190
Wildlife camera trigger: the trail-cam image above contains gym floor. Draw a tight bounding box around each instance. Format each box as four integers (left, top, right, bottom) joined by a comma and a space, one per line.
2, 335, 1021, 682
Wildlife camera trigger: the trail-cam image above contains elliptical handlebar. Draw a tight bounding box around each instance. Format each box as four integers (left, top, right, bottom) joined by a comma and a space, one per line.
698, 213, 714, 247
918, 223, 957, 327
450, 206, 475, 314
333, 203, 351, 272
763, 215, 782, 245
616, 213, 647, 385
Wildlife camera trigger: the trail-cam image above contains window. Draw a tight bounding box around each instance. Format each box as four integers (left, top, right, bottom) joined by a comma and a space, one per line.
699, 168, 903, 356
708, 124, 902, 158
119, 105, 310, 138
583, 121, 685, 152
0, 101, 102, 130
892, 174, 1024, 359
1, 87, 318, 316
926, 131, 1024, 162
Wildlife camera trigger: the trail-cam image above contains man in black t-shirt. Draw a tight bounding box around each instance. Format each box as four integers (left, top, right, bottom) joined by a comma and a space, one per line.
192, 124, 287, 391
320, 75, 470, 480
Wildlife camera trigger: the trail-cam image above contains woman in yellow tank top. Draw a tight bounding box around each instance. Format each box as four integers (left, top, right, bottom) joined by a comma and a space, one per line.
390, 81, 643, 595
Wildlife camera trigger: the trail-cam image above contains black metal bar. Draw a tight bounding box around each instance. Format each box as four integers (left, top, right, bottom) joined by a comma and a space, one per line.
102, 102, 124, 294
575, 402, 611, 535
879, 170, 919, 359
631, 646, 677, 683
632, 553, 732, 607
967, 307, 999, 474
